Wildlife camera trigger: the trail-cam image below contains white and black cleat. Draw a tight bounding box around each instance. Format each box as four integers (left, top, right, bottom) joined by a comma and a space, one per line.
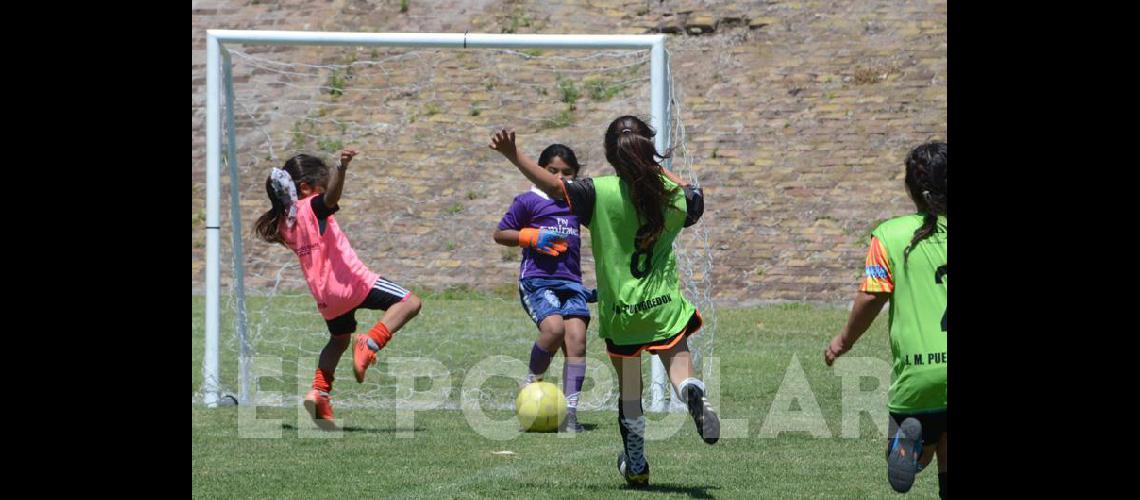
617, 452, 650, 487
683, 385, 721, 445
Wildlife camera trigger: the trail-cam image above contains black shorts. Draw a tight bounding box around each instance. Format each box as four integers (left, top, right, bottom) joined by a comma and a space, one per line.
886, 409, 947, 455
605, 310, 703, 358
325, 277, 411, 336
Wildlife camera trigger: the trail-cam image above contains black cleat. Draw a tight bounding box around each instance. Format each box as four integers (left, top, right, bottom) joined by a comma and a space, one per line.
617, 452, 649, 487
683, 384, 720, 445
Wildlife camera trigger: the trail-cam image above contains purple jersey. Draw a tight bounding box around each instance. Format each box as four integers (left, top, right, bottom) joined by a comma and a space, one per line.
497, 187, 583, 283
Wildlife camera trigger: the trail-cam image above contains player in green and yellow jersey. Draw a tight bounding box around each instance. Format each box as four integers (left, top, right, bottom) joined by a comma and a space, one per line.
491, 116, 717, 488
825, 142, 947, 498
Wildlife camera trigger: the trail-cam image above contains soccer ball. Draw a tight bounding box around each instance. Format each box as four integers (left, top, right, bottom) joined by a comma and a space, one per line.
516, 381, 566, 432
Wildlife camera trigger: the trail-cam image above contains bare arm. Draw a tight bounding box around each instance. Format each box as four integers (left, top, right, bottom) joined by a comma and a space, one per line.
825, 291, 890, 366
322, 149, 357, 208
489, 129, 564, 200
493, 229, 520, 246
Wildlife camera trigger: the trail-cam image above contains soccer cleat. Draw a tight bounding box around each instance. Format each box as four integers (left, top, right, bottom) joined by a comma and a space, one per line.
617, 452, 650, 487
303, 389, 338, 431
683, 385, 721, 445
353, 334, 378, 383
559, 412, 585, 433
887, 417, 924, 493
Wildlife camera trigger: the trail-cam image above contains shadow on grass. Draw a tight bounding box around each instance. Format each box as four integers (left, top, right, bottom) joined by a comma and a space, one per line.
281, 423, 425, 434
578, 482, 720, 498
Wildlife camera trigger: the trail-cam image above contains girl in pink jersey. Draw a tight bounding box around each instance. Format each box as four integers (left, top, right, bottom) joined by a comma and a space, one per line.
254, 150, 422, 429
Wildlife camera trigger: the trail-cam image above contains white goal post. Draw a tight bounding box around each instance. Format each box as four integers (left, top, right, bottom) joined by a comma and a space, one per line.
202, 30, 684, 411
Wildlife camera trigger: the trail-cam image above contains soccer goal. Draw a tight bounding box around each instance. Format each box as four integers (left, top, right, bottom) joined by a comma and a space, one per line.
197, 30, 715, 413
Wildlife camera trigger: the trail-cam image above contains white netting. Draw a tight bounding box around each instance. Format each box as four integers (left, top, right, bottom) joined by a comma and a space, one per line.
197, 40, 714, 412
666, 47, 717, 383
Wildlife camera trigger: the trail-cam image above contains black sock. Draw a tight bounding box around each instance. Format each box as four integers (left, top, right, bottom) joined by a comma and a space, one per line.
938, 472, 947, 498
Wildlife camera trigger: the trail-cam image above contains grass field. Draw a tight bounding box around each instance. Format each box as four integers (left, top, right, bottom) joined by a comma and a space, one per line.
192, 295, 940, 498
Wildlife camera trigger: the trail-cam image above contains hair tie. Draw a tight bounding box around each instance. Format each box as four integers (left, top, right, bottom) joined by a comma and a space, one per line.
269, 167, 299, 228
620, 128, 632, 134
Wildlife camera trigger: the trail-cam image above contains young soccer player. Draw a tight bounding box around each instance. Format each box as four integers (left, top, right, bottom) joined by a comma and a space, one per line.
824, 142, 947, 497
493, 143, 592, 433
490, 116, 718, 487
254, 149, 423, 429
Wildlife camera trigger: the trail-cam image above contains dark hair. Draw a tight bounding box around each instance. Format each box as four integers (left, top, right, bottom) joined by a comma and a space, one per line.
604, 115, 678, 251
253, 154, 331, 245
903, 141, 947, 261
537, 143, 582, 177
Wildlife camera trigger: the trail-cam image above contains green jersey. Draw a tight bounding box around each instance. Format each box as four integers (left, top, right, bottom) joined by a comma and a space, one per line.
862, 214, 947, 413
563, 175, 704, 345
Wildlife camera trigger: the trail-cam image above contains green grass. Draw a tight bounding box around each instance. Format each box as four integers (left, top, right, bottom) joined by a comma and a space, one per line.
192, 297, 940, 498
326, 69, 346, 97
537, 109, 575, 130
316, 137, 343, 153
557, 76, 580, 109
585, 77, 626, 102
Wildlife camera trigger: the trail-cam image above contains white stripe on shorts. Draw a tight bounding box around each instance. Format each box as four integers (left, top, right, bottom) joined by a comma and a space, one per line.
519, 282, 538, 322
374, 278, 409, 298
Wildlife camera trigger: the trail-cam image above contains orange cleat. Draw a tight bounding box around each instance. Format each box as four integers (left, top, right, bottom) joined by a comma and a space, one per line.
353, 334, 378, 383
303, 389, 337, 431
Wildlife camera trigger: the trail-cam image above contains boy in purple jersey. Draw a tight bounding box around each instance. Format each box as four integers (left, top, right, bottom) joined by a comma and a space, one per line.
493, 144, 594, 433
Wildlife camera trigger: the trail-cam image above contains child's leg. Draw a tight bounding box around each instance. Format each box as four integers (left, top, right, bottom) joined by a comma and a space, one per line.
365, 292, 423, 351
657, 337, 695, 389
316, 312, 359, 392
557, 318, 587, 432
354, 278, 421, 383
307, 315, 353, 426
526, 315, 565, 383
559, 318, 585, 359
556, 285, 589, 416
519, 280, 568, 384
561, 317, 587, 413
316, 334, 352, 388
657, 337, 720, 444
611, 354, 648, 481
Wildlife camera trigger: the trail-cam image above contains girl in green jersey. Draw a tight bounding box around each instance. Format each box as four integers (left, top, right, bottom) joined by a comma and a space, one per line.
491, 116, 717, 488
825, 142, 948, 497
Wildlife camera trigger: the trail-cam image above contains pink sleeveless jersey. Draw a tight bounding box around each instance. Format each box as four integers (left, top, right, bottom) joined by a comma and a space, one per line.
280, 195, 380, 320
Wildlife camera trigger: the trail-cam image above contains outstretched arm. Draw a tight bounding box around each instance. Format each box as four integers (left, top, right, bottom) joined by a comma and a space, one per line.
322, 149, 357, 208
824, 291, 889, 366
489, 129, 564, 200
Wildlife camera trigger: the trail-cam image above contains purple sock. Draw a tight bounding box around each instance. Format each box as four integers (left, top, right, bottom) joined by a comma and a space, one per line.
528, 343, 553, 378
564, 362, 586, 413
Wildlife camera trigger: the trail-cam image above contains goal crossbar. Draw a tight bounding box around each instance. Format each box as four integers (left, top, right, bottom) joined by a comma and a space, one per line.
202, 30, 673, 408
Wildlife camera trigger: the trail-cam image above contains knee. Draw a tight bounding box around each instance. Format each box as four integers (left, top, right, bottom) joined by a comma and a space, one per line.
566, 335, 586, 357
404, 293, 423, 318
540, 320, 565, 338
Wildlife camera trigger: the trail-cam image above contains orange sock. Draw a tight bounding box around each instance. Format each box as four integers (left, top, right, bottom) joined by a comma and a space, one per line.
367, 321, 392, 352
312, 368, 334, 393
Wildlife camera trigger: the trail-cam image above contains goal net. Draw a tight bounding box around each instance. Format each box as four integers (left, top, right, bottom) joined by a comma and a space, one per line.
196, 32, 716, 414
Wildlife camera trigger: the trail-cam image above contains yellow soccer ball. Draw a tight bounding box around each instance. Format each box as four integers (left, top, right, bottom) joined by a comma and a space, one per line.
516, 381, 567, 432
